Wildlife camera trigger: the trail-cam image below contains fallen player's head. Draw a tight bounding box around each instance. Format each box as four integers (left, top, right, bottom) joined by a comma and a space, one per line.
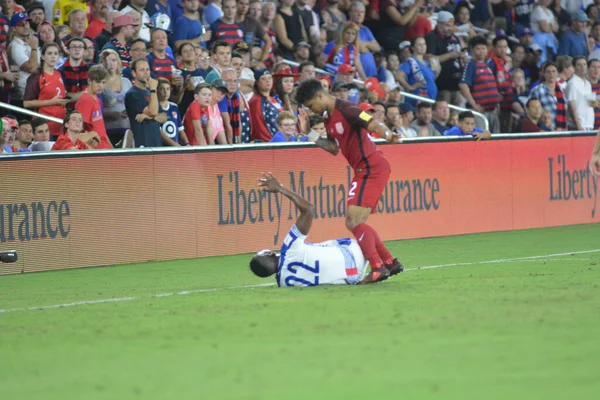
249, 250, 279, 278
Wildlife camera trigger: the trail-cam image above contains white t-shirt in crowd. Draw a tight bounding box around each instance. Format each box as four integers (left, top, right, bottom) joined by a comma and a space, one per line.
120, 5, 150, 42
566, 74, 595, 130
7, 37, 40, 101
530, 6, 556, 33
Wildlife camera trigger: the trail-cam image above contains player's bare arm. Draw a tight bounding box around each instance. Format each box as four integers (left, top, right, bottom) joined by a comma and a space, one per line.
590, 130, 600, 177
313, 136, 340, 155
258, 172, 314, 235
366, 119, 401, 144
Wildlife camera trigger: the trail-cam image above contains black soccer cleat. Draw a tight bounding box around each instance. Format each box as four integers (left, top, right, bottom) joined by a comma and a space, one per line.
385, 259, 404, 276
358, 267, 390, 284
0, 251, 18, 263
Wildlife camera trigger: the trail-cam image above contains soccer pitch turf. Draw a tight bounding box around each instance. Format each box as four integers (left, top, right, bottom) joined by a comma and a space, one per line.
1, 224, 599, 400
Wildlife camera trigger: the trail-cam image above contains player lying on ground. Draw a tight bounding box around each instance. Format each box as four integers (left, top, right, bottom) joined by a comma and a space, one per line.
249, 173, 402, 286
295, 79, 404, 284
591, 130, 600, 177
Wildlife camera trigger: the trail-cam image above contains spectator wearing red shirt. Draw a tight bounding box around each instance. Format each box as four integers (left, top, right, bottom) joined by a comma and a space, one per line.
24, 43, 70, 137
403, 8, 433, 42
183, 82, 213, 146
52, 110, 102, 150
75, 64, 112, 148
86, 0, 109, 39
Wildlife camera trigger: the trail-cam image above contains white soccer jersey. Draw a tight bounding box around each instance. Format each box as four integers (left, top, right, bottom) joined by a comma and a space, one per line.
276, 225, 368, 287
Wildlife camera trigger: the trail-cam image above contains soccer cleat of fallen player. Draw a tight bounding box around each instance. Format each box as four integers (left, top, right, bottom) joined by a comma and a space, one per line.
358, 267, 390, 284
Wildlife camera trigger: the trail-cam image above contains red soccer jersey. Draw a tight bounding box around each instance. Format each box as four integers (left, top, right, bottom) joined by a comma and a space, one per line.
75, 92, 111, 149
85, 18, 104, 39
51, 134, 88, 150
183, 101, 209, 146
24, 70, 67, 137
324, 98, 384, 172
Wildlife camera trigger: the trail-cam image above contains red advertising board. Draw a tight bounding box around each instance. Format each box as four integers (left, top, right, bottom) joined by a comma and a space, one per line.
0, 136, 597, 274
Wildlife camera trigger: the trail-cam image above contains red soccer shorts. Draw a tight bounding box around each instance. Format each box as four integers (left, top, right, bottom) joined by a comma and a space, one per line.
347, 157, 391, 213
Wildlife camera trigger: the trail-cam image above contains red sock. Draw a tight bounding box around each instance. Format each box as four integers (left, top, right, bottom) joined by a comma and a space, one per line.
352, 223, 383, 270
371, 229, 395, 265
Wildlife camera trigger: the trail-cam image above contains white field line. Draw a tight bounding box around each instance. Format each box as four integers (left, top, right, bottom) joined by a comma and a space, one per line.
1, 249, 598, 314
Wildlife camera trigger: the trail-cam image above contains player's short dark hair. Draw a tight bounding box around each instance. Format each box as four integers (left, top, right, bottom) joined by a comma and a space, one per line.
309, 114, 324, 127
492, 36, 508, 47
458, 111, 475, 121
468, 35, 488, 49
88, 64, 108, 82
526, 97, 541, 109
32, 118, 49, 131
194, 82, 212, 94
298, 61, 315, 73
295, 79, 325, 106
211, 40, 231, 55
249, 255, 278, 278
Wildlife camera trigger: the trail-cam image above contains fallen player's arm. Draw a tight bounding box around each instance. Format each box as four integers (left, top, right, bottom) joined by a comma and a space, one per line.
259, 173, 315, 235
278, 184, 315, 236
366, 119, 401, 143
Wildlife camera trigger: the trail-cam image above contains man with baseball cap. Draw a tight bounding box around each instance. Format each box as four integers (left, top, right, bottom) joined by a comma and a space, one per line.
425, 10, 464, 106
101, 14, 139, 68
120, 0, 151, 42
7, 12, 38, 107
558, 11, 590, 58
293, 41, 311, 64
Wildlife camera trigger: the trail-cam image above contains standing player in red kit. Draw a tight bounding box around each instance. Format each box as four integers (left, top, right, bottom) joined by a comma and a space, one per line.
296, 79, 403, 284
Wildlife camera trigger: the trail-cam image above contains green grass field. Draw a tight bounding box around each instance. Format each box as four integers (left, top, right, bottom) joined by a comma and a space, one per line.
1, 224, 599, 400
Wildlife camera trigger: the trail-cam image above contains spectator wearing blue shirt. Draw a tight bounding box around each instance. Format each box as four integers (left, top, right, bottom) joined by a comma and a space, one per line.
558, 11, 590, 58
269, 111, 308, 143
431, 100, 453, 136
174, 0, 209, 50
203, 0, 224, 25
444, 111, 491, 140
348, 1, 380, 78
157, 78, 188, 146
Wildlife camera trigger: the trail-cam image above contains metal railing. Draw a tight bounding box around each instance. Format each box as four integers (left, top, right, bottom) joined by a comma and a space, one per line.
0, 101, 64, 123
281, 59, 490, 131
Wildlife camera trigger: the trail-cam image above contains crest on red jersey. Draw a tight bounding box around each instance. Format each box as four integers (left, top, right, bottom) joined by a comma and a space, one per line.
335, 122, 343, 134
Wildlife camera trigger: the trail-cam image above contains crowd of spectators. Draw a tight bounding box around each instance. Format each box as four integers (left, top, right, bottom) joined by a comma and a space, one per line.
0, 0, 599, 153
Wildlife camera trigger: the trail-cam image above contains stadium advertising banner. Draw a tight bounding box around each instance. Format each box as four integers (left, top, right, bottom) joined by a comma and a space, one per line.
0, 136, 597, 274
